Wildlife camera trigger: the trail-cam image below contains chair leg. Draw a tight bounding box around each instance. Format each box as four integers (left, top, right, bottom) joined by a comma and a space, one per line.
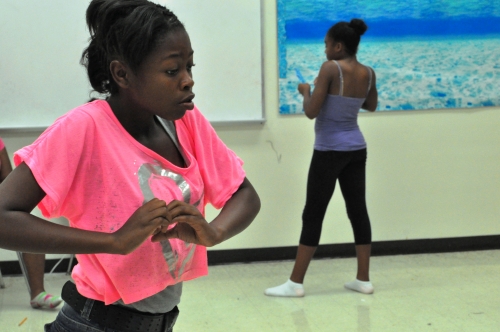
16, 252, 31, 294
67, 254, 74, 275
0, 267, 5, 288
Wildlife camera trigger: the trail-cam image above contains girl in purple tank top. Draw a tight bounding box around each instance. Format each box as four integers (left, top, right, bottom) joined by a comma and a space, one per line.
265, 18, 379, 297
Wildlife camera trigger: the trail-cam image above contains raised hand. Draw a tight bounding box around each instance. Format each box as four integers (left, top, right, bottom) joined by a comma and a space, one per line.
298, 83, 311, 96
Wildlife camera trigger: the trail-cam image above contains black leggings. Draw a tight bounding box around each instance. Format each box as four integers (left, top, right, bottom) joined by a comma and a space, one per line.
300, 149, 371, 246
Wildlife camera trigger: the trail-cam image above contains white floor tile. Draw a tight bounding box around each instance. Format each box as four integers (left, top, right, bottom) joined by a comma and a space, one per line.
0, 250, 499, 331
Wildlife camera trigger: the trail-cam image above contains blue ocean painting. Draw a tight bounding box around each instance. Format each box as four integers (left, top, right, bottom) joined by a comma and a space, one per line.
278, 0, 500, 114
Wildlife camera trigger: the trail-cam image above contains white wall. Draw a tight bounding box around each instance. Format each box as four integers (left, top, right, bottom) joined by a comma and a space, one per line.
1, 0, 499, 261
206, 1, 500, 250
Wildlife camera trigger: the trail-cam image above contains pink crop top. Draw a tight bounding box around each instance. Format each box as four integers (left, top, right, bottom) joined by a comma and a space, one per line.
14, 100, 246, 304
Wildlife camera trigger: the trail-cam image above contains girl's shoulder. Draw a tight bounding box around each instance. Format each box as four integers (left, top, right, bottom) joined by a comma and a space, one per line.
55, 100, 109, 127
354, 61, 374, 74
178, 105, 209, 129
34, 100, 109, 146
176, 105, 221, 149
320, 60, 339, 70
318, 60, 341, 79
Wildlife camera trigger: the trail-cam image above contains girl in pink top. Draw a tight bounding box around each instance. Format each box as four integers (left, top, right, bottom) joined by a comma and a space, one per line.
0, 1, 260, 331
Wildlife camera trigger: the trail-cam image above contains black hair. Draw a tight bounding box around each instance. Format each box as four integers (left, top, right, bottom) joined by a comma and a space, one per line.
326, 18, 368, 56
81, 0, 185, 95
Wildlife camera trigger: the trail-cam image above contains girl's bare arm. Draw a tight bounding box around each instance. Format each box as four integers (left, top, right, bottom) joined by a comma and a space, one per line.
300, 61, 336, 119
0, 162, 170, 255
362, 68, 378, 112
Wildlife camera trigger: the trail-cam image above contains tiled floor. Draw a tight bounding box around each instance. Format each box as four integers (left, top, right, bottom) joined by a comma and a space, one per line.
1, 250, 499, 331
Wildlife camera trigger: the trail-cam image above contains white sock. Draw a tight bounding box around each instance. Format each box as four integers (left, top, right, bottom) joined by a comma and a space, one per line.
264, 279, 305, 297
344, 279, 374, 294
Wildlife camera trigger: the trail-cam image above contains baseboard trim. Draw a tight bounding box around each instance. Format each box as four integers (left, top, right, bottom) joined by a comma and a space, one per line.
206, 234, 500, 265
1, 235, 499, 275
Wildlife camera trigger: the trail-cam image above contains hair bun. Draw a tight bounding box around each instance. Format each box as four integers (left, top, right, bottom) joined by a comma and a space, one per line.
348, 18, 368, 36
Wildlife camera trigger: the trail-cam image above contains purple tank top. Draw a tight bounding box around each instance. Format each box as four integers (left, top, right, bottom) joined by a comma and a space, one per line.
314, 61, 372, 151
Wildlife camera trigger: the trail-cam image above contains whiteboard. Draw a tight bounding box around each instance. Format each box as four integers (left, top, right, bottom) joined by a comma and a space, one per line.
0, 0, 264, 130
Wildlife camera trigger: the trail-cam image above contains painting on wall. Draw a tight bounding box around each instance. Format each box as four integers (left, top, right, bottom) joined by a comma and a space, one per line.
278, 0, 500, 114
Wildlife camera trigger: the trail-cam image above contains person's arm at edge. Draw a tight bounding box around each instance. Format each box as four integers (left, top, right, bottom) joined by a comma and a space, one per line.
0, 162, 170, 255
300, 61, 335, 119
0, 147, 13, 183
361, 68, 378, 112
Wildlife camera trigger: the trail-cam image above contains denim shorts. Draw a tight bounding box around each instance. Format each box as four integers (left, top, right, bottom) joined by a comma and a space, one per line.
44, 302, 178, 332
